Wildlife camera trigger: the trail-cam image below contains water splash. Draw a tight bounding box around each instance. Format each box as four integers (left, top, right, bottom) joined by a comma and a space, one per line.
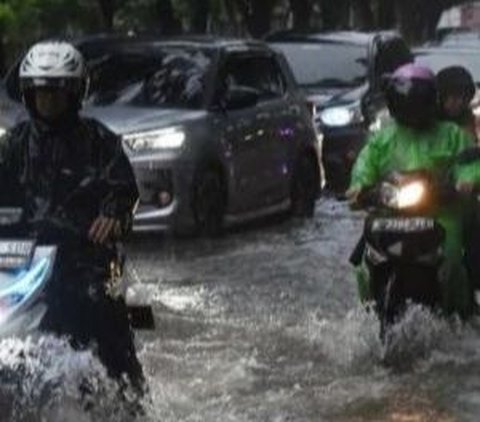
380, 304, 463, 369
307, 306, 383, 371
0, 335, 148, 422
306, 304, 480, 374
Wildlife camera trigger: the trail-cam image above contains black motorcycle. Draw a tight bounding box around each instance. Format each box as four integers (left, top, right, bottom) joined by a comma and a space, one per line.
0, 172, 154, 337
350, 168, 462, 340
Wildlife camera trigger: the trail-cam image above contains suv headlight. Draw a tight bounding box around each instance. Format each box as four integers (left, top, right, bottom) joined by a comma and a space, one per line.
123, 127, 186, 151
319, 102, 364, 127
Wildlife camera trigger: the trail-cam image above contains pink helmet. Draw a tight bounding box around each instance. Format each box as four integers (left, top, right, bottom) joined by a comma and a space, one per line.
391, 64, 435, 82
386, 64, 437, 130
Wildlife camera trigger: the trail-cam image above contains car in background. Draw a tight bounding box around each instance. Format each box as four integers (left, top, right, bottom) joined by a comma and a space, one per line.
0, 35, 323, 235
414, 46, 480, 82
414, 46, 480, 138
429, 30, 480, 48
266, 30, 412, 193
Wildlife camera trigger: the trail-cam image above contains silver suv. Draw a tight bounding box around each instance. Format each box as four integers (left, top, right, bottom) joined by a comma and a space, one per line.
0, 35, 323, 235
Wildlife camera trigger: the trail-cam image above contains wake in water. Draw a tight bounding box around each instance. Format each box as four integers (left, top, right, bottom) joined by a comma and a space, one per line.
0, 335, 150, 422
307, 304, 480, 373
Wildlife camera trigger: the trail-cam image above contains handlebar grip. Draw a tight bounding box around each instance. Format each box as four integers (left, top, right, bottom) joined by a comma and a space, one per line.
356, 187, 381, 208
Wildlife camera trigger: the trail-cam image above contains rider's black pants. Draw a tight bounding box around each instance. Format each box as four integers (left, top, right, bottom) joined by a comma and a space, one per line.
464, 213, 480, 291
39, 261, 145, 393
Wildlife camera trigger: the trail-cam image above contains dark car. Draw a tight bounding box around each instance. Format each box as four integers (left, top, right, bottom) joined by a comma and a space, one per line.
266, 30, 412, 192
0, 35, 322, 235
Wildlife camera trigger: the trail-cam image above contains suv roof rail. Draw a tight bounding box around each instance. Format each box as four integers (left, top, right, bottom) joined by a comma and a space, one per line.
264, 29, 403, 44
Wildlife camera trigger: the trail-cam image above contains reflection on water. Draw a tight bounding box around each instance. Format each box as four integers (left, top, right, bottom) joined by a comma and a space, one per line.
126, 199, 480, 421
4, 200, 480, 420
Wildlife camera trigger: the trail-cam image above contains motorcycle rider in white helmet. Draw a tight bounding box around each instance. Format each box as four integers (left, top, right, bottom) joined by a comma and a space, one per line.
0, 41, 145, 399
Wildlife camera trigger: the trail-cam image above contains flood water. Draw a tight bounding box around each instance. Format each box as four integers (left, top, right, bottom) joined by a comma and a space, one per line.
2, 198, 480, 421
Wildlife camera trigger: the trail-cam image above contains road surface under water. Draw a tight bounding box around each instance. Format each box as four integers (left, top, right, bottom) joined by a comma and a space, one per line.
2, 198, 480, 421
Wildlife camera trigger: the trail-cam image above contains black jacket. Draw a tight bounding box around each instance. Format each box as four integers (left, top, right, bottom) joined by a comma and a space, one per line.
0, 115, 138, 250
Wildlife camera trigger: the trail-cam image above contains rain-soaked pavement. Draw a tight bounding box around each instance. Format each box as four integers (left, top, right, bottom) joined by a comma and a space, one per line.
3, 198, 480, 421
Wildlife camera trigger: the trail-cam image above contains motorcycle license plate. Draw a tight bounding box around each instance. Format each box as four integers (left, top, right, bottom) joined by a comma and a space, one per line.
371, 217, 435, 233
0, 240, 35, 271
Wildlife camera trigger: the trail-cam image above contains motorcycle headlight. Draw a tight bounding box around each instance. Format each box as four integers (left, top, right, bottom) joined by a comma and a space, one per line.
123, 127, 186, 152
383, 181, 426, 209
319, 103, 364, 127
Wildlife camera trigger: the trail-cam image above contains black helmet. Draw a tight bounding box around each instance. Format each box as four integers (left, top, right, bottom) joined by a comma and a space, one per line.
436, 66, 475, 103
385, 64, 437, 130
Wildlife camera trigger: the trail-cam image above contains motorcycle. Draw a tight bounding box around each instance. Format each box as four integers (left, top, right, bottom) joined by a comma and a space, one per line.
350, 167, 462, 340
0, 173, 154, 338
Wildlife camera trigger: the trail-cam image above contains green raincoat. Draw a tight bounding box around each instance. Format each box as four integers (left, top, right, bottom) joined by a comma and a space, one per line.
350, 121, 480, 318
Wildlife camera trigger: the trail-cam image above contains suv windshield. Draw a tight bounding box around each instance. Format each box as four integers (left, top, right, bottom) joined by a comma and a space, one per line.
86, 47, 212, 109
272, 42, 368, 88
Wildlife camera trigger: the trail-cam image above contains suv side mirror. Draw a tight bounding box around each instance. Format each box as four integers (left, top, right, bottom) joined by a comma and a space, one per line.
224, 86, 259, 110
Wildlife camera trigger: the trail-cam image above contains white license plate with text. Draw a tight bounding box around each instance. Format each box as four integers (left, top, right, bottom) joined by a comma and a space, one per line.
371, 217, 435, 233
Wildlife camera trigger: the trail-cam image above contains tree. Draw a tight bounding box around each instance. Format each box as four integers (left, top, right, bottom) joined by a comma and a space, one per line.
289, 0, 313, 31
187, 0, 210, 33
0, 4, 14, 75
351, 0, 375, 29
96, 0, 116, 30
154, 0, 182, 34
95, 0, 138, 30
0, 0, 40, 74
233, 0, 278, 38
377, 0, 395, 29
394, 0, 454, 43
320, 0, 350, 30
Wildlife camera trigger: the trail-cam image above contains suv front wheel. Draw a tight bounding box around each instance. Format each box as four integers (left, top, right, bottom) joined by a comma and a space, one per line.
192, 166, 226, 236
290, 153, 318, 218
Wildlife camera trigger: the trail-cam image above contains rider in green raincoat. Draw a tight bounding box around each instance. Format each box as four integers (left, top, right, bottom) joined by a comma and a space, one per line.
348, 64, 480, 319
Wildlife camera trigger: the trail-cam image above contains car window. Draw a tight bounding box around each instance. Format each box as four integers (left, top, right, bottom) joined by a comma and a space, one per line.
5, 46, 212, 110
271, 42, 368, 89
86, 54, 164, 105
439, 32, 480, 47
415, 50, 480, 84
221, 54, 286, 102
87, 48, 212, 109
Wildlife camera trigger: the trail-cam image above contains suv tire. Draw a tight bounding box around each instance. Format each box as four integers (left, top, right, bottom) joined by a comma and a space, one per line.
192, 166, 226, 236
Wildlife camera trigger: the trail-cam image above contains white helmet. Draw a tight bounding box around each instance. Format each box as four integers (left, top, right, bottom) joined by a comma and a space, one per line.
19, 41, 86, 109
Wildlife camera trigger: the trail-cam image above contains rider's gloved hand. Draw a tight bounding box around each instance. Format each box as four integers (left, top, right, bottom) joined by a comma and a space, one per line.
88, 216, 121, 245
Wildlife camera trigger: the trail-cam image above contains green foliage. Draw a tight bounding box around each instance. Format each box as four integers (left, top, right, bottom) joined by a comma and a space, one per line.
0, 4, 15, 33
0, 0, 476, 67
0, 0, 106, 69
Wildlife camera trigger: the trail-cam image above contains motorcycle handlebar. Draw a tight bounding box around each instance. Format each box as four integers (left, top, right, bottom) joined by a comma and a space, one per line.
28, 216, 84, 240
355, 186, 382, 209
